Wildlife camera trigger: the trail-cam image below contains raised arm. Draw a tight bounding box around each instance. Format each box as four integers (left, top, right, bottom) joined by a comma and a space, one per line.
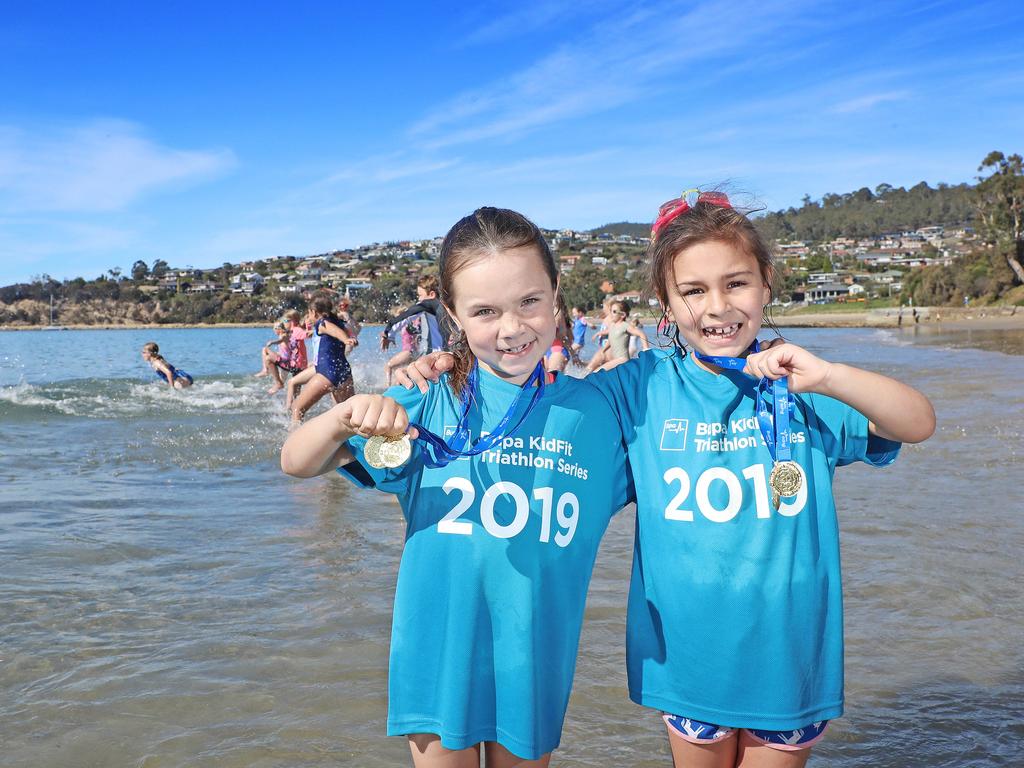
626, 324, 651, 351
281, 394, 411, 477
744, 343, 935, 443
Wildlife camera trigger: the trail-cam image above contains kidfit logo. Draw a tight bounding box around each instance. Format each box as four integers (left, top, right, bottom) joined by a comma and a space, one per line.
660, 419, 689, 451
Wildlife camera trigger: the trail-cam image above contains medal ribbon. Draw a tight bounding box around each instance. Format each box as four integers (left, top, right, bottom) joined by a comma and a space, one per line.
410, 361, 546, 469
693, 342, 794, 466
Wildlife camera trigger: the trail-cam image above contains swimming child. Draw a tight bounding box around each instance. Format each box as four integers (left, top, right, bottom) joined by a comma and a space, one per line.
290, 295, 358, 422
587, 189, 935, 767
281, 206, 632, 767
141, 342, 193, 389
587, 300, 649, 373
395, 189, 936, 767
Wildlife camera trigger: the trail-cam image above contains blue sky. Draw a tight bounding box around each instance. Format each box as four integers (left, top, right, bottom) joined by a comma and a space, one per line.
2, 0, 1022, 285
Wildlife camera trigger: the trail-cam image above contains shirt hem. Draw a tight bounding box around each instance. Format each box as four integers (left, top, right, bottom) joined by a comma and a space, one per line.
387, 717, 554, 761
628, 689, 843, 730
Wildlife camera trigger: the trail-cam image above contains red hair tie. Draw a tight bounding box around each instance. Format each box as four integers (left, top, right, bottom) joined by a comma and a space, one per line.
651, 189, 731, 239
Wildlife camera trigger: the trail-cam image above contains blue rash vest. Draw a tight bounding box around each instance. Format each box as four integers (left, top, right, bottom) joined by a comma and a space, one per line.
337, 368, 630, 759
586, 349, 901, 729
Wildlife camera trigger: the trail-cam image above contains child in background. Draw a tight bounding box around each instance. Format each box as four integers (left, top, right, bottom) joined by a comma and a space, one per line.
587, 300, 648, 373
284, 309, 308, 370
141, 342, 193, 389
382, 308, 422, 387
285, 307, 319, 412
290, 295, 358, 422
588, 189, 935, 767
380, 274, 452, 355
266, 321, 304, 395
395, 190, 936, 767
543, 294, 573, 378
628, 315, 645, 358
281, 207, 631, 767
254, 321, 288, 379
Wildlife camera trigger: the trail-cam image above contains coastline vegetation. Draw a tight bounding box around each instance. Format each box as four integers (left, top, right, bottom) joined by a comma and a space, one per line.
3, 153, 1022, 328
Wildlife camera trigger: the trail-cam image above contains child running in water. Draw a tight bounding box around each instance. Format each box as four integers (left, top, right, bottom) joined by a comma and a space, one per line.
398, 190, 935, 767
587, 299, 649, 373
290, 295, 358, 422
141, 342, 193, 389
281, 207, 632, 767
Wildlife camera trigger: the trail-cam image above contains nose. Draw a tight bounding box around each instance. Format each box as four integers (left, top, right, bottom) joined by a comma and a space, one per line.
498, 311, 524, 338
705, 289, 729, 316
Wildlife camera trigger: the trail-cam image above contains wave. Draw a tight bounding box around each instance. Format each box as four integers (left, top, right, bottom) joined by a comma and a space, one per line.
0, 376, 296, 422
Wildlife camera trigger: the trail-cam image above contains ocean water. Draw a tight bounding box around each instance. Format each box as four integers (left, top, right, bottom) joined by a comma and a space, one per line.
1, 325, 1022, 767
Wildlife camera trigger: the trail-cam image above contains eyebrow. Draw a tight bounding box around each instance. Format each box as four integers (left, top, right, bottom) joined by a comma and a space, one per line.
676, 269, 756, 287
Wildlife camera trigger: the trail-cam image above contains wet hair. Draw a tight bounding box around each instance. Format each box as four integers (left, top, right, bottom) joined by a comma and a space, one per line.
142, 341, 164, 362
310, 295, 335, 317
284, 309, 301, 322
646, 198, 775, 352
439, 206, 558, 395
417, 274, 439, 295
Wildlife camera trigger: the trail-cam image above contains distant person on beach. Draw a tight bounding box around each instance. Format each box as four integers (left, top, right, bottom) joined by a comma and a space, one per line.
570, 305, 591, 355
586, 300, 649, 373
281, 206, 632, 767
380, 274, 453, 356
397, 189, 936, 768
543, 294, 575, 377
141, 342, 193, 389
583, 297, 615, 372
290, 295, 358, 422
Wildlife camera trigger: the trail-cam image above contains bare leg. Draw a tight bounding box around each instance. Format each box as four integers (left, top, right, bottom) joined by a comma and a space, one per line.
331, 375, 356, 405
583, 347, 608, 376
286, 365, 316, 409
385, 350, 413, 387
290, 373, 334, 422
407, 734, 480, 768
484, 741, 551, 767
267, 362, 285, 393
736, 731, 811, 768
255, 348, 273, 377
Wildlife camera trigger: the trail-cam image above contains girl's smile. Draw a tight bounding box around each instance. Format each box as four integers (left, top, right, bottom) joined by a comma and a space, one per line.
449, 245, 557, 385
666, 240, 771, 366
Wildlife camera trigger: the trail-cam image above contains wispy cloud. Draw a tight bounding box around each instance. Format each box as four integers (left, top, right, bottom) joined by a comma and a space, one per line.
410, 0, 813, 149
831, 91, 911, 114
0, 119, 235, 213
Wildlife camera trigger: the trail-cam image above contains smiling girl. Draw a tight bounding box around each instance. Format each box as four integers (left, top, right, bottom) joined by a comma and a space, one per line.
281, 207, 632, 767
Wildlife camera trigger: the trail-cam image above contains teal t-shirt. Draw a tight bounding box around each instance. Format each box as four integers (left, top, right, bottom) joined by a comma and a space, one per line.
337, 369, 630, 759
587, 349, 900, 729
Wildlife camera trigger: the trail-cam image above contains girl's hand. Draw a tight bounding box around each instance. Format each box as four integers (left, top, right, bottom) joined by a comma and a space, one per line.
394, 352, 455, 393
335, 394, 415, 438
345, 338, 359, 349
743, 342, 833, 394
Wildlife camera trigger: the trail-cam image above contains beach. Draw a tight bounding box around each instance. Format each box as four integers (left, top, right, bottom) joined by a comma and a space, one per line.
1, 325, 1022, 767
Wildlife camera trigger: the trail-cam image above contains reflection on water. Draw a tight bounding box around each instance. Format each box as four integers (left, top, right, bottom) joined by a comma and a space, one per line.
0, 326, 1022, 767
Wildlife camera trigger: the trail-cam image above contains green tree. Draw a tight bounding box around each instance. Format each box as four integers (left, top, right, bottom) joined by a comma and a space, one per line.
976, 151, 1024, 284
131, 260, 149, 281
151, 259, 170, 278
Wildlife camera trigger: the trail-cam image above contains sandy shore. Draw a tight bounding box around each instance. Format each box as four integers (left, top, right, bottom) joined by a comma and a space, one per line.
771, 306, 1024, 331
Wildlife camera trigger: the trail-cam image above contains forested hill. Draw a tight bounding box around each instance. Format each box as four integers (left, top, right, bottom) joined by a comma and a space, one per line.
756, 182, 975, 241
588, 182, 976, 243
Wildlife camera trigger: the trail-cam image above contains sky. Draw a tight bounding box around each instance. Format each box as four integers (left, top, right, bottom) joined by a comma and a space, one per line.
1, 0, 1023, 286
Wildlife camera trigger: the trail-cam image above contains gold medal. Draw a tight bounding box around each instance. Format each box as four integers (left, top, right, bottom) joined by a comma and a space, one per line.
375, 434, 412, 469
769, 461, 803, 499
363, 435, 386, 469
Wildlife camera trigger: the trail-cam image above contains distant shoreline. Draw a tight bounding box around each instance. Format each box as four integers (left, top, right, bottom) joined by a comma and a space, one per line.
2, 308, 1022, 333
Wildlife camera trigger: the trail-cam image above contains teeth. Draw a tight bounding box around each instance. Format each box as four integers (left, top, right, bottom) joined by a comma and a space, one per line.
703, 324, 740, 337
501, 342, 530, 353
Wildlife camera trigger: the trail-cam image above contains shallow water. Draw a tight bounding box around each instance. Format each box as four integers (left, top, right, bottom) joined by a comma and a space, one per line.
1, 326, 1022, 766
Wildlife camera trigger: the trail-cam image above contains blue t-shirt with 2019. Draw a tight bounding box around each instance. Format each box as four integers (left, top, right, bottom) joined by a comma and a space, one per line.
337, 369, 630, 759
586, 349, 900, 729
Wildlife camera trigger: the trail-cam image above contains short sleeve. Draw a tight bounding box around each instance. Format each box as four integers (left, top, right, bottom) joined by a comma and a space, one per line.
804, 393, 901, 468
335, 383, 434, 495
